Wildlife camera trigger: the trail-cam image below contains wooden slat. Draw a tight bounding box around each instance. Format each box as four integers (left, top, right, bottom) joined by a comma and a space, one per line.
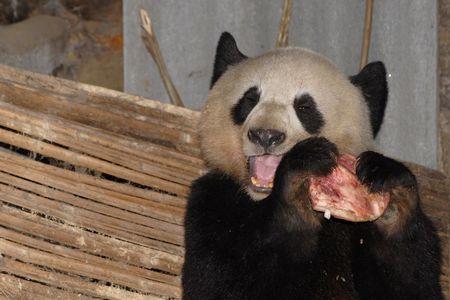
0, 101, 204, 173
0, 273, 96, 300
0, 146, 188, 209
0, 126, 190, 197
0, 148, 186, 222
0, 238, 181, 298
0, 182, 184, 255
0, 204, 183, 274
0, 170, 183, 241
0, 102, 200, 186
0, 64, 200, 127
0, 160, 184, 229
1, 258, 163, 300
0, 79, 201, 157
0, 227, 179, 288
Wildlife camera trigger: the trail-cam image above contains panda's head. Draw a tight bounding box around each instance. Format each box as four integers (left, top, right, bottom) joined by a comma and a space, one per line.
199, 32, 388, 201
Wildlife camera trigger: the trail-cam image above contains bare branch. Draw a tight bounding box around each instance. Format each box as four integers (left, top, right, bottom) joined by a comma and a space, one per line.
276, 0, 293, 48
140, 9, 184, 107
359, 0, 374, 69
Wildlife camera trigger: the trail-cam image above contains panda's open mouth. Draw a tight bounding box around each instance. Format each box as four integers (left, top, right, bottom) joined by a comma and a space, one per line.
248, 155, 283, 193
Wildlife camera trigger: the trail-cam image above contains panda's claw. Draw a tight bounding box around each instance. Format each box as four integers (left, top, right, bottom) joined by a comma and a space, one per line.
356, 151, 416, 194
281, 137, 338, 177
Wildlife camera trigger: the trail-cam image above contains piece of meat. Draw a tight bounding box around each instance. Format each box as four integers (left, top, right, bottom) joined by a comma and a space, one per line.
309, 154, 390, 222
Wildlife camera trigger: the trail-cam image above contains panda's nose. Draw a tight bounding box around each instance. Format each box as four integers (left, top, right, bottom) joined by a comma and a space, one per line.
248, 128, 286, 149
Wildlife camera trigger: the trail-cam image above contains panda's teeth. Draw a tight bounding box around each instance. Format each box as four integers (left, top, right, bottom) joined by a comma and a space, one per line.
251, 176, 274, 189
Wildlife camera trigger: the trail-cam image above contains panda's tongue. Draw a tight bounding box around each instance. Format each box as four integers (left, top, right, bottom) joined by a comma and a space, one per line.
250, 155, 282, 188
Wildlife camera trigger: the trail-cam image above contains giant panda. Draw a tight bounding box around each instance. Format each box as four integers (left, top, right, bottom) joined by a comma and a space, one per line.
182, 32, 443, 300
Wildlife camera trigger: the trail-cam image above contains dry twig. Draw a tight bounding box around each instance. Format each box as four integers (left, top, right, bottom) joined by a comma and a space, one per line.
140, 9, 184, 107
359, 0, 374, 69
276, 0, 293, 48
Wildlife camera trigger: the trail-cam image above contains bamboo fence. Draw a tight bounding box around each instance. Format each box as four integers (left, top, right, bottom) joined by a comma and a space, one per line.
0, 64, 447, 299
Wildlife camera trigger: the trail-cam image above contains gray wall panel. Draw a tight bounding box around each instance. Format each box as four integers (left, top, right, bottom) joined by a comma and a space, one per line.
370, 0, 438, 169
290, 0, 365, 75
124, 0, 438, 169
124, 0, 280, 110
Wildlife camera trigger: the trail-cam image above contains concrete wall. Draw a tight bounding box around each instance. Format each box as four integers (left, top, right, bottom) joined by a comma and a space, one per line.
124, 0, 438, 169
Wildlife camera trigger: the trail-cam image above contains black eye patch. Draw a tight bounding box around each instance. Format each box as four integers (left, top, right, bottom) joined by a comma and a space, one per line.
293, 94, 325, 134
231, 86, 260, 125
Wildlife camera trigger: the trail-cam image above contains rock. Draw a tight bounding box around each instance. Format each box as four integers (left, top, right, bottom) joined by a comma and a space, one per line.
0, 14, 69, 74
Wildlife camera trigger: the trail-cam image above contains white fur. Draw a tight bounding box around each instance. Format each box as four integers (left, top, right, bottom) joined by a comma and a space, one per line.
199, 47, 374, 200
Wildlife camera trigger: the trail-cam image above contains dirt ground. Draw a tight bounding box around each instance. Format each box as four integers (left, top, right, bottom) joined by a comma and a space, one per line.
0, 0, 123, 91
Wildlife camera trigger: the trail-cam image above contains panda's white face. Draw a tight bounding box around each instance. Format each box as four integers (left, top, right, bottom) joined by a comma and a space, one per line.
200, 34, 383, 201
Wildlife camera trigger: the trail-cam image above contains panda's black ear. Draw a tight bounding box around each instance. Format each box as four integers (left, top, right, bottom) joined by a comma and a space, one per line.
350, 61, 388, 138
210, 32, 248, 88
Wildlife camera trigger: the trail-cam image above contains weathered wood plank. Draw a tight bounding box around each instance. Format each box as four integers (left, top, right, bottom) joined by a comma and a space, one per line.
0, 182, 184, 255
0, 273, 96, 300
0, 157, 184, 229
0, 238, 182, 298
439, 0, 450, 177
0, 204, 183, 274
0, 146, 188, 209
0, 170, 183, 235
0, 70, 201, 157
1, 258, 163, 300
0, 126, 190, 197
0, 227, 179, 287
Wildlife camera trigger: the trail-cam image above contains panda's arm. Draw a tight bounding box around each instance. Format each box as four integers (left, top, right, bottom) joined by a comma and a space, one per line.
182, 172, 276, 299
182, 136, 337, 299
353, 151, 443, 299
183, 171, 274, 254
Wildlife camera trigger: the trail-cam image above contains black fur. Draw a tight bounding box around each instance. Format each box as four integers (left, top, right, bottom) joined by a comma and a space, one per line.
182, 138, 443, 300
350, 62, 388, 137
356, 151, 416, 193
353, 151, 442, 299
275, 137, 337, 179
231, 86, 260, 125
211, 32, 248, 88
293, 94, 325, 134
247, 128, 285, 150
352, 209, 443, 300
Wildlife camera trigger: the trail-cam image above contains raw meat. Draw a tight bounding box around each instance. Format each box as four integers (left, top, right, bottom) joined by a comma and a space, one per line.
309, 154, 390, 222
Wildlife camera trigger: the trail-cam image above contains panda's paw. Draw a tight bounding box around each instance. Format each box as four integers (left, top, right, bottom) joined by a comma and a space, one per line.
356, 151, 419, 236
281, 137, 338, 177
356, 151, 416, 193
271, 137, 337, 229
